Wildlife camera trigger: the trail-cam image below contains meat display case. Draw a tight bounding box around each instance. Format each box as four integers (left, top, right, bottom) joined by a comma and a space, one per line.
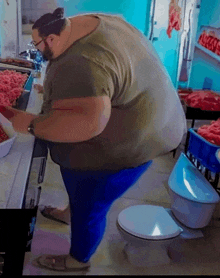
0, 138, 48, 276
178, 88, 220, 128
185, 105, 220, 127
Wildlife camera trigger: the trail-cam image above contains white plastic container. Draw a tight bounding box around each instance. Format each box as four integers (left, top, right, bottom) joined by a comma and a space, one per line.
168, 153, 220, 228
0, 113, 16, 158
216, 149, 220, 163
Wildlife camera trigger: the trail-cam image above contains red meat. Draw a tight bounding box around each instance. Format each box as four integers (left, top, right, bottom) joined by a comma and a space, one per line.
0, 84, 11, 93
7, 88, 23, 101
0, 93, 11, 106
185, 91, 220, 111
197, 119, 220, 145
167, 1, 181, 38
0, 124, 9, 143
0, 70, 27, 107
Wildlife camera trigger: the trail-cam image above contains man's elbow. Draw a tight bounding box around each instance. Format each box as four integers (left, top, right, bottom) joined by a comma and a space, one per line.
88, 122, 106, 140
92, 112, 111, 138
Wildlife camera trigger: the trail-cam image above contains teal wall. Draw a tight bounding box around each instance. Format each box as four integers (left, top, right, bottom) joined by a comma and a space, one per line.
143, 0, 152, 37
62, 1, 181, 87
197, 0, 219, 30
189, 0, 220, 91
190, 49, 220, 90
152, 25, 180, 89
63, 0, 151, 34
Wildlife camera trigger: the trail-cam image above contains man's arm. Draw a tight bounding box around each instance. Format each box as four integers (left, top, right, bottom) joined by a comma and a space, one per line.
0, 95, 111, 143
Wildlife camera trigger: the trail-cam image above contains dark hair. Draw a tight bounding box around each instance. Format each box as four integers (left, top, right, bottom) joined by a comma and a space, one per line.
32, 7, 66, 37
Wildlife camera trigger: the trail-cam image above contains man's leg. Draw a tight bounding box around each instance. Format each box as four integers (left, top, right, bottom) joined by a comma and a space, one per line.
34, 161, 153, 271
60, 161, 153, 263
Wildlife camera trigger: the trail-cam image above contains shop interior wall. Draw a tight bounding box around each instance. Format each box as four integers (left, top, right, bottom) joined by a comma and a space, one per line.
189, 0, 220, 92
62, 0, 151, 34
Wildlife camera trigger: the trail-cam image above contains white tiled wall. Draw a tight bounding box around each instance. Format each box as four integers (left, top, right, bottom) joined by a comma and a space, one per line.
0, 0, 18, 58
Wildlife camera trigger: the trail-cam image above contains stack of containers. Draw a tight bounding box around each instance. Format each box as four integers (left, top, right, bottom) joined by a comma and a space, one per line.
187, 128, 220, 174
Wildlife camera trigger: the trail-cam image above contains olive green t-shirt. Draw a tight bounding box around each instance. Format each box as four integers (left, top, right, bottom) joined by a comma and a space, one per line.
42, 13, 187, 170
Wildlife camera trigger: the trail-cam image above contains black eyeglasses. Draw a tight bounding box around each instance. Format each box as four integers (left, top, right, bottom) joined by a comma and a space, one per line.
29, 39, 44, 48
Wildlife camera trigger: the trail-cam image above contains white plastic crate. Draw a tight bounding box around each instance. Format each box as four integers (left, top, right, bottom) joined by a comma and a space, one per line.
0, 113, 17, 158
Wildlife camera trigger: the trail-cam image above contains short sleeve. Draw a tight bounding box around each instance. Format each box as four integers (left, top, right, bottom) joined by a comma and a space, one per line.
50, 56, 114, 100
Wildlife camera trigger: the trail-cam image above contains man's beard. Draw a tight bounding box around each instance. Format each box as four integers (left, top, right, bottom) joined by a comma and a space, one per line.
42, 41, 53, 61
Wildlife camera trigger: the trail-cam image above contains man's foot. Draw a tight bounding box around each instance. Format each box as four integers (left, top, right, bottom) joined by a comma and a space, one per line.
33, 254, 90, 272
39, 205, 70, 225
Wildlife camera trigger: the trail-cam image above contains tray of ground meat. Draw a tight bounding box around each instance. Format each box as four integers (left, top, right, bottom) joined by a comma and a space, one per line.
0, 57, 35, 69
179, 90, 220, 120
0, 67, 33, 111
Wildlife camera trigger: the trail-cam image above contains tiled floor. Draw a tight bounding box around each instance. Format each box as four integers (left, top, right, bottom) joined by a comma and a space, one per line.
22, 119, 220, 275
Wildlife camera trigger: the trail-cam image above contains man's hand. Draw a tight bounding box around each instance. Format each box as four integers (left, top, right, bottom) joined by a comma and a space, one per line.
34, 84, 44, 94
0, 106, 37, 134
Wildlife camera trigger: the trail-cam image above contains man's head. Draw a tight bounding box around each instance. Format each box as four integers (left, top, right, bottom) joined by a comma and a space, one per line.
31, 7, 67, 61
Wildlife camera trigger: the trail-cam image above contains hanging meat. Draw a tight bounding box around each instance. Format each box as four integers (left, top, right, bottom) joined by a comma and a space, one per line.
167, 0, 182, 38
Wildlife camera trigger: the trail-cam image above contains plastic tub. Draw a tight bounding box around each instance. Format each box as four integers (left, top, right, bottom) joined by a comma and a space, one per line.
187, 128, 220, 173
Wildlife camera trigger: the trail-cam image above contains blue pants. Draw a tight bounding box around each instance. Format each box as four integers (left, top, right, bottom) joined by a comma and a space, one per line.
60, 160, 152, 263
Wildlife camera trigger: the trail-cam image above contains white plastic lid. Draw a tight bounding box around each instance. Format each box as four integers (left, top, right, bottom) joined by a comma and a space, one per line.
118, 205, 182, 240
168, 153, 220, 204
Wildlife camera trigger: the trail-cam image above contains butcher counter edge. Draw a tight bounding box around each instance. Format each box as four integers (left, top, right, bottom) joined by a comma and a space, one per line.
0, 65, 44, 209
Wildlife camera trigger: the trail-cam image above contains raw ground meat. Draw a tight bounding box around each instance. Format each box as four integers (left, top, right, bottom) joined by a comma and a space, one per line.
198, 31, 220, 56
0, 58, 33, 68
0, 124, 9, 143
0, 70, 27, 106
184, 91, 220, 111
197, 118, 220, 145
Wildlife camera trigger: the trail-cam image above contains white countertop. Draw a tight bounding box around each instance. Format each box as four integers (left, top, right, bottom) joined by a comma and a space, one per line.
0, 64, 45, 209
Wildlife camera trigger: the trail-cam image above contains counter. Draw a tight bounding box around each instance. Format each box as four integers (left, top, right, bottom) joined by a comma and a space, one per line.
0, 64, 46, 276
0, 65, 44, 209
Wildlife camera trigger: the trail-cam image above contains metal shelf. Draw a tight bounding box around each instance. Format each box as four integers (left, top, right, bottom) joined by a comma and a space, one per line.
195, 42, 220, 63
